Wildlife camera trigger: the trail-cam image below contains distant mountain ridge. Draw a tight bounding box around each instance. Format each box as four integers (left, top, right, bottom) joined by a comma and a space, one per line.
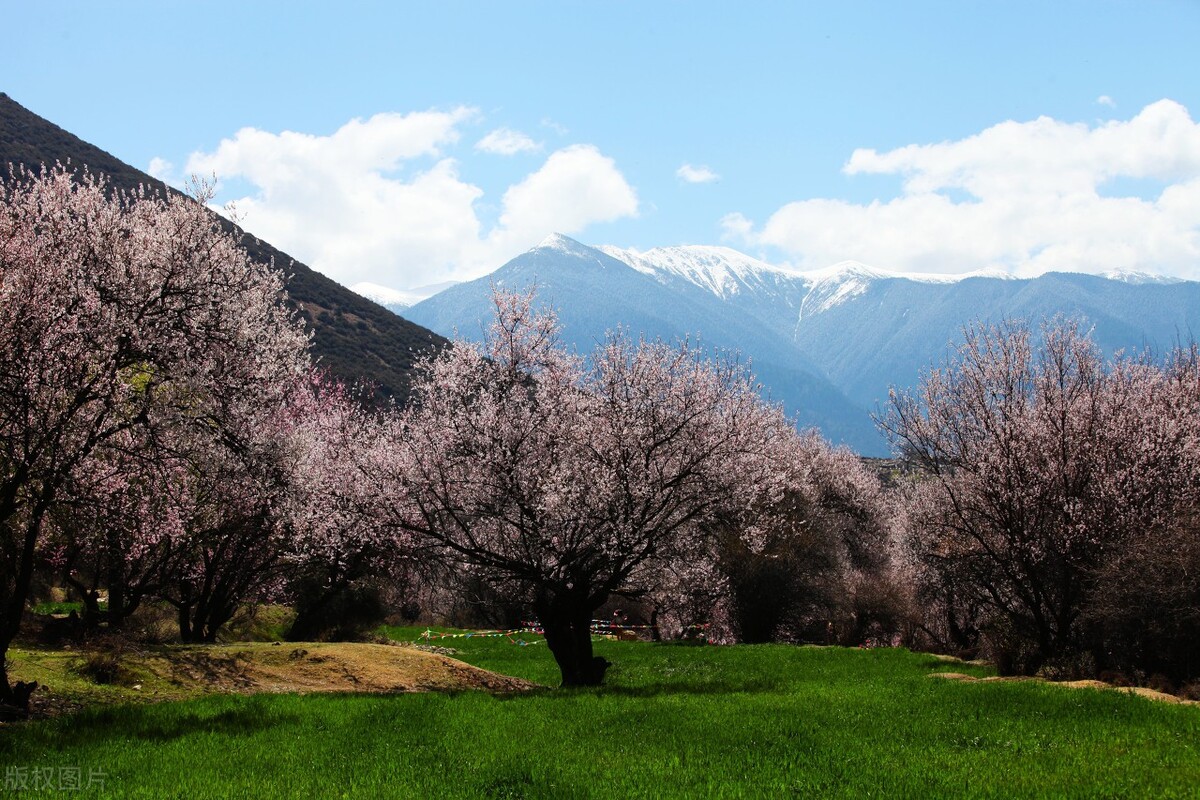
0, 92, 447, 402
408, 234, 1200, 455
406, 235, 884, 452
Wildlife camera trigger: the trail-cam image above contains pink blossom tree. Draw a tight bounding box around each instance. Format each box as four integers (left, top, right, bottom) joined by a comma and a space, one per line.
716, 434, 896, 644
881, 320, 1200, 674
0, 167, 309, 708
49, 428, 189, 629
50, 369, 391, 644
364, 290, 807, 685
149, 412, 297, 642
275, 372, 409, 640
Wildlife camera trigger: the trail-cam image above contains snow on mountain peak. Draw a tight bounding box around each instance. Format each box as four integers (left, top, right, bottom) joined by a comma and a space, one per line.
536, 232, 589, 254
598, 244, 797, 298
352, 280, 459, 310
794, 261, 1020, 314
1102, 269, 1183, 285
796, 260, 883, 284
796, 263, 881, 315
351, 282, 425, 309
797, 260, 990, 285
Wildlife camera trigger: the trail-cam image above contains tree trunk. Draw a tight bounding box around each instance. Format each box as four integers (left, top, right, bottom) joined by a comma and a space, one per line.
64, 572, 103, 631
177, 605, 195, 643
0, 656, 37, 720
0, 502, 50, 711
105, 590, 143, 630
537, 594, 609, 687
105, 563, 128, 629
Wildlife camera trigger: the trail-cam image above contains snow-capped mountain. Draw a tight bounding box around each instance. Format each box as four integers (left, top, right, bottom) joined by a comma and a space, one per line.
352, 282, 426, 310
1101, 269, 1185, 285
597, 244, 817, 345
789, 268, 1200, 412
599, 244, 802, 299
400, 233, 1200, 455
351, 280, 459, 314
593, 246, 1200, 410
405, 235, 883, 453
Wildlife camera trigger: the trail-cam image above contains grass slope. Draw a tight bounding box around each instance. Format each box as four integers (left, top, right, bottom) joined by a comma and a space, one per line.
2, 630, 1198, 798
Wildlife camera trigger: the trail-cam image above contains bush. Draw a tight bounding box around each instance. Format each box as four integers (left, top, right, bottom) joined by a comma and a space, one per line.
73, 645, 135, 686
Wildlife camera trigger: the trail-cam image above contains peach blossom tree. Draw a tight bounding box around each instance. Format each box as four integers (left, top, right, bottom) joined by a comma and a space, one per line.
364, 291, 825, 686
0, 167, 308, 707
881, 320, 1200, 675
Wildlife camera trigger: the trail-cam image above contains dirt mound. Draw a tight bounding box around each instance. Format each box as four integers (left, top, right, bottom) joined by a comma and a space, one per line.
182, 642, 537, 695
927, 671, 1199, 706
6, 641, 538, 719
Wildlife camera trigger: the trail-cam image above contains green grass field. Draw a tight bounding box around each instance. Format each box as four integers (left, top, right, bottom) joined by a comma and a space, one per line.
2, 628, 1198, 798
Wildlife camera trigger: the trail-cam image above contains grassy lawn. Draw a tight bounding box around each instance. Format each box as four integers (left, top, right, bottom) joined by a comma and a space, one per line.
1, 629, 1198, 798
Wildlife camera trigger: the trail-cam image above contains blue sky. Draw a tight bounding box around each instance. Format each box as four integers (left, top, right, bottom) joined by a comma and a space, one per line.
5, 1, 1200, 290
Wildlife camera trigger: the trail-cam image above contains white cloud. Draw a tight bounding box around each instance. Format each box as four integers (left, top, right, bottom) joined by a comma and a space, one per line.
541, 117, 569, 136
475, 127, 541, 155
724, 100, 1200, 279
184, 111, 637, 288
1097, 95, 1116, 108
676, 163, 719, 184
188, 107, 476, 188
486, 145, 638, 257
719, 212, 753, 240
147, 156, 175, 184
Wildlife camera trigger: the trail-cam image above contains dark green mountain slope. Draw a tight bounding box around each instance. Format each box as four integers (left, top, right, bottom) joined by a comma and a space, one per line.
0, 92, 446, 402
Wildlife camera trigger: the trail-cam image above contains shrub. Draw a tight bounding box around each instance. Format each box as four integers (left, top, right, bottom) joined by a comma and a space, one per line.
74, 644, 134, 686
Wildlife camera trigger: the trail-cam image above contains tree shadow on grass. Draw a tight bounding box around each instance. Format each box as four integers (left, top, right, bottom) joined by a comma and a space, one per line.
1, 701, 296, 751
486, 678, 782, 700
592, 679, 781, 697
120, 706, 296, 742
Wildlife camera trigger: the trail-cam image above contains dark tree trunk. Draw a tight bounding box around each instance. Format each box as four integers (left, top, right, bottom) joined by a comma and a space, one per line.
193, 594, 236, 643
173, 593, 237, 643
537, 594, 609, 687
105, 590, 144, 630
64, 574, 104, 631
177, 604, 194, 643
176, 604, 229, 643
197, 612, 228, 643
105, 563, 128, 628
0, 500, 50, 711
0, 658, 37, 720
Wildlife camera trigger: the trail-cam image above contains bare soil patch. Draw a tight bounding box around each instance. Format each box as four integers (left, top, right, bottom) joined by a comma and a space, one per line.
928, 671, 1200, 706
7, 641, 538, 719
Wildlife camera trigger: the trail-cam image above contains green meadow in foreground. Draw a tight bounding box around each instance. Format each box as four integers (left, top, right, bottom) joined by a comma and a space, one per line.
2, 630, 1198, 798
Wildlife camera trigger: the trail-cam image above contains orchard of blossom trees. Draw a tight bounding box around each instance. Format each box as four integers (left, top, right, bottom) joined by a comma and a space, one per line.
4, 166, 1197, 712
0, 166, 888, 706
